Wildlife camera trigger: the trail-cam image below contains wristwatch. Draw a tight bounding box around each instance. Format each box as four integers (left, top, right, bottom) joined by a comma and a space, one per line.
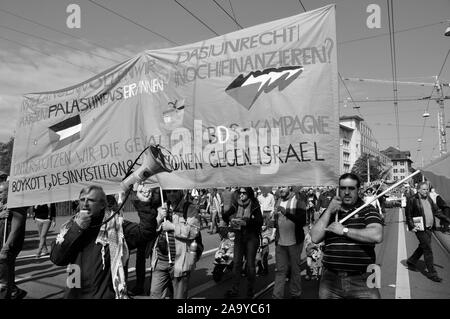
342, 227, 349, 236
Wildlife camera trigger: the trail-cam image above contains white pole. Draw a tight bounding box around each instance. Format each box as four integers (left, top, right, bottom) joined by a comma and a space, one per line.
2, 220, 7, 246
159, 186, 173, 264
339, 170, 421, 224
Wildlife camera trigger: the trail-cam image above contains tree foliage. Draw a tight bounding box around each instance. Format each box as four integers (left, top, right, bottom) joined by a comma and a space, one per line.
351, 153, 384, 182
0, 137, 14, 175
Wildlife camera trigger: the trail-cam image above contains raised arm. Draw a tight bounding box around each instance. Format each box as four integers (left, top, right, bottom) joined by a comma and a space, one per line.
50, 218, 84, 266
311, 196, 340, 244
123, 200, 158, 250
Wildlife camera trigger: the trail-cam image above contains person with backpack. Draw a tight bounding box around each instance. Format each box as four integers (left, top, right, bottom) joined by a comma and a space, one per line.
149, 189, 203, 299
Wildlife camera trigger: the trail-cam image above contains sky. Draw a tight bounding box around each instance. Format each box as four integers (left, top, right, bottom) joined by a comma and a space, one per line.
0, 0, 449, 168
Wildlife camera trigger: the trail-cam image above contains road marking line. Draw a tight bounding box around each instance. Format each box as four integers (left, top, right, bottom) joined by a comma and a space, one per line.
395, 208, 411, 299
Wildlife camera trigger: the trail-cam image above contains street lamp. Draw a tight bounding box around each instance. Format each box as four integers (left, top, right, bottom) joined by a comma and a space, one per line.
445, 20, 450, 36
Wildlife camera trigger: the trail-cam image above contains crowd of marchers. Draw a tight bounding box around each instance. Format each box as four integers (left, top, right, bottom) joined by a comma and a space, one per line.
1, 169, 450, 299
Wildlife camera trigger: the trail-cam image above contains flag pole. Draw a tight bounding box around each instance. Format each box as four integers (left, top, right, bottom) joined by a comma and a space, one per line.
339, 169, 421, 224
159, 186, 173, 264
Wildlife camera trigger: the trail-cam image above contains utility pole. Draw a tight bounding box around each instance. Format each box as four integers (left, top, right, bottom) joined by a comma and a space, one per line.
436, 78, 447, 156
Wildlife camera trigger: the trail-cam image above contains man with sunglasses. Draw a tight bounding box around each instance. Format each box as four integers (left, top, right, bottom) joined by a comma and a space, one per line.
311, 173, 383, 299
50, 185, 158, 299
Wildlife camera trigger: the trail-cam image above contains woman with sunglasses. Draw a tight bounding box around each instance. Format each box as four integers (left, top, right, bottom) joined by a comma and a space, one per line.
223, 187, 263, 298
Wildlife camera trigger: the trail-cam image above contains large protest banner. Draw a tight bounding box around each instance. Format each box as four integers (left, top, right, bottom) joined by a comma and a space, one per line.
8, 4, 338, 208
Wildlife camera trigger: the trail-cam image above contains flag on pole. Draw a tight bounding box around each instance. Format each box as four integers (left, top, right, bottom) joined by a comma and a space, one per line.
421, 153, 450, 202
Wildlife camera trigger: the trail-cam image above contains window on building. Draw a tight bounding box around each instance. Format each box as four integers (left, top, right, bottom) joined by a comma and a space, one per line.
393, 169, 398, 173
400, 168, 405, 173
394, 176, 398, 181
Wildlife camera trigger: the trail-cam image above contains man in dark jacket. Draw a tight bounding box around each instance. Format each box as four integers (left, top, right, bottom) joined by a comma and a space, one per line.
270, 185, 306, 299
223, 187, 263, 299
50, 185, 157, 298
0, 181, 29, 299
405, 182, 450, 282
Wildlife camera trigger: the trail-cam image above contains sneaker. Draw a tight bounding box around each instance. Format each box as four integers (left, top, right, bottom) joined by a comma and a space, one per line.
41, 247, 49, 255
406, 259, 417, 271
36, 249, 42, 259
10, 287, 27, 300
427, 273, 442, 282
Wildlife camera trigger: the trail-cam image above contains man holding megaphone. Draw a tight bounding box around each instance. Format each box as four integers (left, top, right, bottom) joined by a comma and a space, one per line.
50, 184, 158, 299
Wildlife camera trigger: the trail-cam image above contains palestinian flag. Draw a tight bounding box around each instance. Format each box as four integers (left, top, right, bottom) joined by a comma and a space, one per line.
48, 115, 82, 151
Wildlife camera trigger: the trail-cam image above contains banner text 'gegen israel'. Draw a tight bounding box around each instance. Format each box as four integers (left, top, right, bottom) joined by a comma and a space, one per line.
8, 4, 338, 207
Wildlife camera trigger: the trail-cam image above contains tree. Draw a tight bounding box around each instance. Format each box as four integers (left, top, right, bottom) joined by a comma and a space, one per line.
351, 154, 383, 183
0, 137, 14, 175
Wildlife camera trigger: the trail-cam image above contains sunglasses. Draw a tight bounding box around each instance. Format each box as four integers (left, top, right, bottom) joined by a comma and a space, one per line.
339, 186, 357, 191
239, 191, 248, 195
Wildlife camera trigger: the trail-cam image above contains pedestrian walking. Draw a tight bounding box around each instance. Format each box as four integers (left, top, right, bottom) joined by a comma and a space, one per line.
270, 186, 306, 299
0, 181, 29, 299
149, 190, 203, 299
33, 203, 56, 258
224, 187, 263, 299
405, 182, 450, 282
311, 173, 383, 299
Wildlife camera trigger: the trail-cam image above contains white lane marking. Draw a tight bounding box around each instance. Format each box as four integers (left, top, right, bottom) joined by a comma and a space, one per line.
395, 208, 411, 299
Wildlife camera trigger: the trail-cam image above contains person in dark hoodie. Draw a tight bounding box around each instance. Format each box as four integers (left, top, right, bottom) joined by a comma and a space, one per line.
50, 185, 157, 299
128, 183, 161, 296
223, 186, 263, 299
270, 185, 306, 299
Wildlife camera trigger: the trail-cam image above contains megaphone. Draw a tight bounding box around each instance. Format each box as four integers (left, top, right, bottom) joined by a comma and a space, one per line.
120, 145, 173, 191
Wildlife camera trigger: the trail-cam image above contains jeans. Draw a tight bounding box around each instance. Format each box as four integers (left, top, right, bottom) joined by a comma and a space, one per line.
440, 210, 450, 230
36, 219, 51, 253
134, 245, 146, 292
306, 209, 315, 224
319, 268, 381, 299
272, 243, 303, 299
149, 258, 189, 299
230, 231, 259, 296
409, 229, 436, 274
0, 211, 26, 299
209, 210, 218, 233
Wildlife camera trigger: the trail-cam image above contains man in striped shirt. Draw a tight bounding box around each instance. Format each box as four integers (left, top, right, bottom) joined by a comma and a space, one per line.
311, 173, 383, 299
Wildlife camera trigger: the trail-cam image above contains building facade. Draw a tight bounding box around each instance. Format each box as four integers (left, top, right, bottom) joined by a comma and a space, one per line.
381, 147, 413, 182
339, 115, 392, 177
